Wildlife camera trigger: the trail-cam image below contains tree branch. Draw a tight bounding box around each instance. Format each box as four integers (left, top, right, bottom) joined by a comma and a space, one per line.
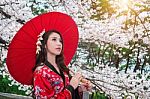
0, 7, 25, 24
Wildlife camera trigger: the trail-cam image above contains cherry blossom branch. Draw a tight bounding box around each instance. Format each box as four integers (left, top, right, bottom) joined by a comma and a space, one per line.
0, 7, 25, 24
87, 78, 130, 91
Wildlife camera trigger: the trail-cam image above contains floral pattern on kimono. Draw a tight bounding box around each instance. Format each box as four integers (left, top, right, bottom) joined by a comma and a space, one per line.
33, 63, 73, 99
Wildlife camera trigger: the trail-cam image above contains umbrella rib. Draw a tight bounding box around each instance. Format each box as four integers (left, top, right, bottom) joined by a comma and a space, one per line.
30, 17, 41, 36
13, 38, 35, 45
22, 24, 37, 42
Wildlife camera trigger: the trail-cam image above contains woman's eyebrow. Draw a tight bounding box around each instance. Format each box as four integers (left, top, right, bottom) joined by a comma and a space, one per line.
50, 37, 59, 38
50, 37, 61, 39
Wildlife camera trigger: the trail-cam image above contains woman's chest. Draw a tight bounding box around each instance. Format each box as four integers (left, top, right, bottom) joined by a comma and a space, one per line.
42, 67, 70, 93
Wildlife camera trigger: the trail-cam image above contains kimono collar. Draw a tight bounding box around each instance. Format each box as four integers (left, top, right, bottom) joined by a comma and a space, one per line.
45, 60, 61, 75
45, 60, 65, 84
45, 60, 64, 79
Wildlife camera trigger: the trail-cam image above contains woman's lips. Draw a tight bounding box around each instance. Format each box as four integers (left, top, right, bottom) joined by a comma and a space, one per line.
56, 48, 61, 51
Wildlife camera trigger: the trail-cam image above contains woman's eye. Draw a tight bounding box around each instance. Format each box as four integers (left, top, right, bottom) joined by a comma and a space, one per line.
52, 38, 56, 41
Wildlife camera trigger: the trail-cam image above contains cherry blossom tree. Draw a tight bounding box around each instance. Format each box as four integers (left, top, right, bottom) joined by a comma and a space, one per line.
0, 0, 150, 98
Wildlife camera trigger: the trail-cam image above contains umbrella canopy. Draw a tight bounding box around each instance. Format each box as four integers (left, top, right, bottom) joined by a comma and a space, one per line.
6, 12, 79, 85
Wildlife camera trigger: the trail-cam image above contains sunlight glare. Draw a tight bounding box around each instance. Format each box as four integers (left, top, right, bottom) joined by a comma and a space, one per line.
119, 0, 129, 10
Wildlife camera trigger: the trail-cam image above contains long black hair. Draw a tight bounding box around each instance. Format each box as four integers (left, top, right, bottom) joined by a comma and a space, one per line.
33, 30, 69, 74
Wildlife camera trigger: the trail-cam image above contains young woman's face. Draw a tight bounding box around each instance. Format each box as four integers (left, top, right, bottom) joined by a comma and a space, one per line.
45, 32, 63, 56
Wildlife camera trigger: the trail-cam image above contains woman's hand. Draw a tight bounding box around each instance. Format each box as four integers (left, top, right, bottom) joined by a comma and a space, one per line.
79, 78, 93, 91
70, 72, 82, 89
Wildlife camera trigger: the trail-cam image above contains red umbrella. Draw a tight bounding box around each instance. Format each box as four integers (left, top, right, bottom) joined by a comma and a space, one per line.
6, 12, 79, 85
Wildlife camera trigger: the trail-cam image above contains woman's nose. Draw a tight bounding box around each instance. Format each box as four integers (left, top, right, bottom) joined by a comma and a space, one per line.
57, 40, 62, 45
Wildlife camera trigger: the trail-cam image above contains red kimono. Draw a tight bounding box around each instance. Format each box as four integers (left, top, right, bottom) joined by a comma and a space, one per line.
33, 61, 76, 99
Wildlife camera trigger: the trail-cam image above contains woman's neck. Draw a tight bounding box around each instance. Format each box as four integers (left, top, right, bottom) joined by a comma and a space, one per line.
47, 54, 60, 74
47, 54, 57, 66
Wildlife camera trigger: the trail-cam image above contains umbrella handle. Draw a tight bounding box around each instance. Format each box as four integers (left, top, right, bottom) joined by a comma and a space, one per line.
70, 69, 90, 99
82, 91, 89, 99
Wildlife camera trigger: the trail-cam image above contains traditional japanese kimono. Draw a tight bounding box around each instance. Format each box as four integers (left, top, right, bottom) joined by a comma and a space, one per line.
33, 60, 80, 99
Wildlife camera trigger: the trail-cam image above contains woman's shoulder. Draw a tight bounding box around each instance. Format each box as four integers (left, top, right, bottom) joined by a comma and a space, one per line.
33, 65, 53, 79
34, 65, 47, 74
34, 64, 53, 74
35, 66, 44, 71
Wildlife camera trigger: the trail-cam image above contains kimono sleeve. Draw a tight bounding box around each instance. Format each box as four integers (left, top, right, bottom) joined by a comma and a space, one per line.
33, 71, 74, 99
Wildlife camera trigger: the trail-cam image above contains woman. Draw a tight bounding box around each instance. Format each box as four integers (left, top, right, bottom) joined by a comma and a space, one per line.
33, 30, 92, 99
